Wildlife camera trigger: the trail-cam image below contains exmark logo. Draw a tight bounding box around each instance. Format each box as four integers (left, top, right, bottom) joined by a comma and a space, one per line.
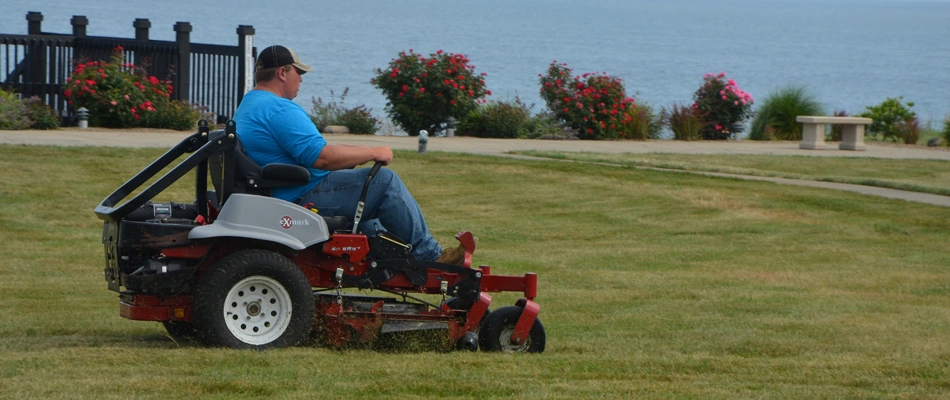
279, 216, 310, 229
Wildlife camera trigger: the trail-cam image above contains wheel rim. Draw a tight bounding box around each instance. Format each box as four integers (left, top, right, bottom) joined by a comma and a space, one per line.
223, 275, 293, 345
498, 324, 531, 353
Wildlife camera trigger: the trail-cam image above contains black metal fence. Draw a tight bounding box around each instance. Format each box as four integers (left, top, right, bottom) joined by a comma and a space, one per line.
0, 12, 256, 123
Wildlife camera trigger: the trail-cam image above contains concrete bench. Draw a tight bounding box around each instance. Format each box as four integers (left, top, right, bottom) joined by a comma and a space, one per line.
796, 116, 873, 151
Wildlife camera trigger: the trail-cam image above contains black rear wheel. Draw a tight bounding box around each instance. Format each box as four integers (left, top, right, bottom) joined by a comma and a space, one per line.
192, 249, 314, 349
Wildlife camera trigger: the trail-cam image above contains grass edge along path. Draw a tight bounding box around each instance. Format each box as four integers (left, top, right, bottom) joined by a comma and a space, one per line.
515, 150, 950, 198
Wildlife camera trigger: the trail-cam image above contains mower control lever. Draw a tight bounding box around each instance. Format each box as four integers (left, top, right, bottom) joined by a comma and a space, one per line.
351, 162, 385, 233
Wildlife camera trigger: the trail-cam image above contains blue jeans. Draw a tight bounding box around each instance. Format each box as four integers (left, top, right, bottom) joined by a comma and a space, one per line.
297, 167, 442, 261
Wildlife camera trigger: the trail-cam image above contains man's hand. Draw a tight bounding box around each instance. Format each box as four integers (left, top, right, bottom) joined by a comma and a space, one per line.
372, 146, 393, 166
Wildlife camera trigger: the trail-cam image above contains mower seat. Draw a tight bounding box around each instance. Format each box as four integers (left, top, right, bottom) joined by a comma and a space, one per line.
208, 126, 350, 232
209, 129, 310, 201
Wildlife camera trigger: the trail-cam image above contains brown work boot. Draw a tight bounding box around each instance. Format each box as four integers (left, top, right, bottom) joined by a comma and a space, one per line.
436, 243, 466, 266
435, 232, 478, 266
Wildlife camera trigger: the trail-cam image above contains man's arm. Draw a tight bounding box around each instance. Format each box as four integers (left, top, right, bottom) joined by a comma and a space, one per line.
312, 144, 393, 171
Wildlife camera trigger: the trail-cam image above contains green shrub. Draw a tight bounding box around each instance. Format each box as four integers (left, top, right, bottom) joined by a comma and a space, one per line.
693, 72, 754, 140
140, 101, 199, 131
523, 111, 569, 139
539, 61, 637, 140
458, 99, 571, 139
859, 97, 917, 142
0, 88, 33, 130
662, 103, 703, 141
23, 96, 61, 130
748, 85, 823, 141
943, 116, 950, 144
372, 50, 489, 136
0, 89, 62, 130
309, 88, 378, 134
457, 98, 532, 139
337, 107, 378, 135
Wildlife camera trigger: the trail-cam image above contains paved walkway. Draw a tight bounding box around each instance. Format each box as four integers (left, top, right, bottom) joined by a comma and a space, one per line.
4, 127, 949, 160
3, 127, 949, 206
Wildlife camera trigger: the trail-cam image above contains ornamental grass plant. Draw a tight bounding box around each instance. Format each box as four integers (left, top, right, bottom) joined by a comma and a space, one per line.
748, 85, 824, 141
661, 102, 704, 141
621, 101, 663, 140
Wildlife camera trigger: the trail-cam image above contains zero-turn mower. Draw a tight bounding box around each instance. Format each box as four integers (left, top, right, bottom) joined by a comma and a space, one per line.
94, 120, 544, 352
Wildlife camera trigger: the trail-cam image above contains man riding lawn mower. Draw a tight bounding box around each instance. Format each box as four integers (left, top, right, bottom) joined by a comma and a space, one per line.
94, 121, 545, 352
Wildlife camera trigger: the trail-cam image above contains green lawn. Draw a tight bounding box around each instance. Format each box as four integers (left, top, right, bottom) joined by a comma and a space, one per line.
2, 144, 950, 399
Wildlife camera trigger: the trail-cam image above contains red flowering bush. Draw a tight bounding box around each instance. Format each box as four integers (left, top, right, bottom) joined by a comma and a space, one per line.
64, 46, 196, 129
693, 72, 754, 140
539, 61, 637, 140
372, 49, 490, 136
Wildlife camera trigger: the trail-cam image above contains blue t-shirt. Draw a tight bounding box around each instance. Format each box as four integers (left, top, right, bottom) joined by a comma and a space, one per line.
233, 90, 328, 202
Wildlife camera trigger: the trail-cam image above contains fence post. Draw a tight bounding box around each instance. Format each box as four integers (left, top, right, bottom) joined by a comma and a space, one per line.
25, 12, 46, 85
71, 16, 88, 37
237, 25, 255, 101
134, 19, 150, 41
133, 19, 150, 67
27, 11, 43, 34
174, 21, 192, 103
71, 15, 88, 62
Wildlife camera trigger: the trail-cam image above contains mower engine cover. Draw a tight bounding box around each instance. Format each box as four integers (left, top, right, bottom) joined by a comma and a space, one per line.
189, 193, 330, 250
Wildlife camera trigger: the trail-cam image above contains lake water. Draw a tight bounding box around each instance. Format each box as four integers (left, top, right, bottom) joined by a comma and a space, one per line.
4, 0, 949, 127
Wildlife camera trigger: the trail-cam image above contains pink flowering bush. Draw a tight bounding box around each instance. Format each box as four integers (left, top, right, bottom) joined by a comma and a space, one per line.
539, 61, 638, 140
64, 46, 197, 129
372, 49, 490, 136
693, 72, 754, 140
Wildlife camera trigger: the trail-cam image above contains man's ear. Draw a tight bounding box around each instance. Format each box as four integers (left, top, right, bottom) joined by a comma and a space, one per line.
276, 66, 289, 82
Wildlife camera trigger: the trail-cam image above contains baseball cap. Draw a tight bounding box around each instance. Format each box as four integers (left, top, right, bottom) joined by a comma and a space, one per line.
256, 45, 313, 74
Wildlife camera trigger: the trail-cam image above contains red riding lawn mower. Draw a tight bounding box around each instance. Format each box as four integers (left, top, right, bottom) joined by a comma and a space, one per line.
94, 121, 545, 352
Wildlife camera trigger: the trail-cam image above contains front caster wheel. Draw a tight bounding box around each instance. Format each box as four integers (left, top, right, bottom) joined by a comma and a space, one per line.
192, 249, 314, 349
478, 305, 545, 353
